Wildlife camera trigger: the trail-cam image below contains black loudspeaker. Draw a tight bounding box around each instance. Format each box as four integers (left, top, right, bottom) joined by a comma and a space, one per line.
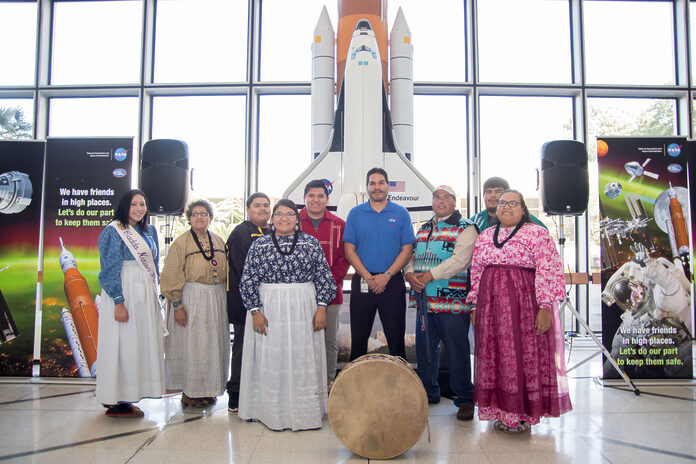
539, 140, 589, 216
140, 139, 189, 215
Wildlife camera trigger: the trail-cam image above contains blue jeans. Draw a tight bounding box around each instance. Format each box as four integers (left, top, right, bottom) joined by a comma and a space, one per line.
415, 311, 473, 407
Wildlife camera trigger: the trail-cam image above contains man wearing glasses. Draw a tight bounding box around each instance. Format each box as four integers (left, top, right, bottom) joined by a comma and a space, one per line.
404, 185, 478, 421
343, 168, 415, 360
225, 192, 271, 412
470, 177, 546, 231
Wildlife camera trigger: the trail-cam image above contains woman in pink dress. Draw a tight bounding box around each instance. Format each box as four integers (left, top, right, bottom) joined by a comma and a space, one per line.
467, 190, 572, 433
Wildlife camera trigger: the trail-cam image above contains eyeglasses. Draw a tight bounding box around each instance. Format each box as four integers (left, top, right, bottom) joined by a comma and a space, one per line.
273, 211, 297, 218
497, 200, 520, 208
432, 194, 454, 201
191, 212, 209, 217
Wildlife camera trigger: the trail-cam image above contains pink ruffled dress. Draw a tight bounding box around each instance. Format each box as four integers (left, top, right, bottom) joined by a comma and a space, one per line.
467, 222, 572, 427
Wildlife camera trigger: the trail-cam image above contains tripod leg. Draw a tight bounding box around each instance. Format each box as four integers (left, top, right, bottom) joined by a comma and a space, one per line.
561, 298, 640, 395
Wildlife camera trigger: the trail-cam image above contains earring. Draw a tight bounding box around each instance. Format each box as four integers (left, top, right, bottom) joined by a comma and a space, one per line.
270, 224, 276, 232
294, 224, 300, 232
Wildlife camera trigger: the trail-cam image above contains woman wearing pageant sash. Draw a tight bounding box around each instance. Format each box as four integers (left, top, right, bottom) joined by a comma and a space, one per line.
239, 199, 336, 431
96, 189, 165, 418
160, 200, 228, 407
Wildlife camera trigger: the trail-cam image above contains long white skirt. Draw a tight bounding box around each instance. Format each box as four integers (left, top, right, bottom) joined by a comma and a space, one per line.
96, 261, 165, 405
239, 282, 327, 431
165, 282, 229, 397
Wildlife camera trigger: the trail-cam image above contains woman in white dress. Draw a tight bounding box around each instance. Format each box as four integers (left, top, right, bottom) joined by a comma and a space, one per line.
239, 199, 336, 431
160, 200, 229, 407
96, 189, 165, 418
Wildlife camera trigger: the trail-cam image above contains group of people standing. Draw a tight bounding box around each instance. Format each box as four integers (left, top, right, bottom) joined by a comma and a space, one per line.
94, 171, 572, 435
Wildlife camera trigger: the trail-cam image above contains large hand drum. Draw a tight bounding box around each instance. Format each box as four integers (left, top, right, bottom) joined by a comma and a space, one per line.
328, 354, 428, 459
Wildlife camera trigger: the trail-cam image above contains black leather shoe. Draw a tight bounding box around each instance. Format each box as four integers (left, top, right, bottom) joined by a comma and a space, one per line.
228, 393, 239, 412
456, 403, 474, 421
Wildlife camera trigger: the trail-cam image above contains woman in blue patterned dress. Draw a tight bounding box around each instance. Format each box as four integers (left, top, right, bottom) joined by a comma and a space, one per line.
238, 199, 337, 431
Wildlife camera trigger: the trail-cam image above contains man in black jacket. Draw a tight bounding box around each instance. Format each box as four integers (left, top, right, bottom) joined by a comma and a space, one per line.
226, 192, 271, 412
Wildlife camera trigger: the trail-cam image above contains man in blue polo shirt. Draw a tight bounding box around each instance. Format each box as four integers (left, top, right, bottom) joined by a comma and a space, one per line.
343, 167, 415, 360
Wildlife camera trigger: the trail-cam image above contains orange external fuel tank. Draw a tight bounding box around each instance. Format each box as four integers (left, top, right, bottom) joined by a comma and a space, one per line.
336, 0, 389, 95
59, 238, 98, 375
667, 183, 690, 256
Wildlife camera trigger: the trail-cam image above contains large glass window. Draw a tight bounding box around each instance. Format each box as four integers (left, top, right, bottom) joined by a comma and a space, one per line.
477, 0, 571, 84
257, 94, 311, 199
412, 94, 468, 216
389, 0, 465, 82
479, 95, 574, 259
584, 1, 675, 85
154, 0, 248, 83
0, 99, 34, 140
48, 97, 139, 137
0, 2, 37, 86
51, 1, 143, 85
260, 0, 337, 82
151, 95, 246, 201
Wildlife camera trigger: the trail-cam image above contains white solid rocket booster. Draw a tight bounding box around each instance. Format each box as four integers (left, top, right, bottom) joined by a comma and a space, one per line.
60, 308, 91, 377
312, 6, 335, 157
389, 7, 413, 159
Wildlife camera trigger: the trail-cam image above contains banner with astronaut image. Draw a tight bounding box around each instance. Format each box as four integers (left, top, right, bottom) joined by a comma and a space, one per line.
597, 136, 693, 379
0, 141, 45, 376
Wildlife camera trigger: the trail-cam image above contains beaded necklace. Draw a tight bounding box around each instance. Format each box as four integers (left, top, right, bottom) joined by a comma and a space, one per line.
190, 229, 218, 281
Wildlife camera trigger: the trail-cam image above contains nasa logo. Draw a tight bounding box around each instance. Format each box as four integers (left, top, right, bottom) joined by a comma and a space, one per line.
114, 147, 128, 162
667, 143, 682, 157
322, 179, 334, 195
112, 168, 127, 178
388, 217, 397, 225
667, 164, 682, 173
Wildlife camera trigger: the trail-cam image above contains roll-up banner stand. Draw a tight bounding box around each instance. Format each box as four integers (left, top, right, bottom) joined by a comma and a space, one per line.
40, 137, 133, 377
0, 141, 46, 377
597, 136, 693, 380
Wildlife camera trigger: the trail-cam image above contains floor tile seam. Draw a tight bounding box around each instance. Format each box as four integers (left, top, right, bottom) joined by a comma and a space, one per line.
0, 388, 96, 407
0, 410, 214, 460
0, 426, 160, 461
579, 433, 696, 461
578, 434, 615, 464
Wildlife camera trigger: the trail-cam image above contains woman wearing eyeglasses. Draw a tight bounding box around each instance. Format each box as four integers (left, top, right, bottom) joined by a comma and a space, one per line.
238, 199, 336, 431
466, 190, 572, 433
160, 199, 229, 407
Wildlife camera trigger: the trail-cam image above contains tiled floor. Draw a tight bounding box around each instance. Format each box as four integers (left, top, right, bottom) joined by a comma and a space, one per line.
0, 343, 694, 464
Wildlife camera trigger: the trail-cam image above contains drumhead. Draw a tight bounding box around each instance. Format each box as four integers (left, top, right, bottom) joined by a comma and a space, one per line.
328, 354, 428, 459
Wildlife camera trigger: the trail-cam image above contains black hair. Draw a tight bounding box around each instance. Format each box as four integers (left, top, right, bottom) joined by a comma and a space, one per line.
366, 167, 389, 186
303, 179, 329, 197
483, 177, 510, 191
246, 192, 270, 208
272, 198, 299, 216
497, 189, 531, 225
185, 199, 214, 221
114, 188, 149, 229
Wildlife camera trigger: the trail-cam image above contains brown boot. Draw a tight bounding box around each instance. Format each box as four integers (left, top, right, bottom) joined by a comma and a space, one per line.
456, 403, 474, 421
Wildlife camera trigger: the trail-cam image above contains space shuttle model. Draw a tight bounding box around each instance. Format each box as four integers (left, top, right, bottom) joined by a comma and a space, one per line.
284, 1, 434, 219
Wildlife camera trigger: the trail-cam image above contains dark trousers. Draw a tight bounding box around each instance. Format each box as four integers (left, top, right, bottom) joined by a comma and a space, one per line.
415, 311, 473, 406
349, 272, 406, 360
225, 323, 245, 397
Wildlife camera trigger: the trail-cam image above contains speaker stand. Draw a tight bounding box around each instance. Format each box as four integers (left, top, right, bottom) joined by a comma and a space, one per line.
163, 215, 174, 257
556, 215, 640, 395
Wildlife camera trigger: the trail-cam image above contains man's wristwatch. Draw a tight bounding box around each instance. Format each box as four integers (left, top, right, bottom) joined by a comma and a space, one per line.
172, 300, 182, 309
385, 270, 393, 278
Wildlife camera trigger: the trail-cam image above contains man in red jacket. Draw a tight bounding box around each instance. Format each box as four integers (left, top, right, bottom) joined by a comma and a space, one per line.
299, 179, 350, 386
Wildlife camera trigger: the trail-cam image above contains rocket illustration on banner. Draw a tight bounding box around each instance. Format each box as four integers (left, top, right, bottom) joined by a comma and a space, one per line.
59, 237, 99, 377
284, 0, 434, 219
